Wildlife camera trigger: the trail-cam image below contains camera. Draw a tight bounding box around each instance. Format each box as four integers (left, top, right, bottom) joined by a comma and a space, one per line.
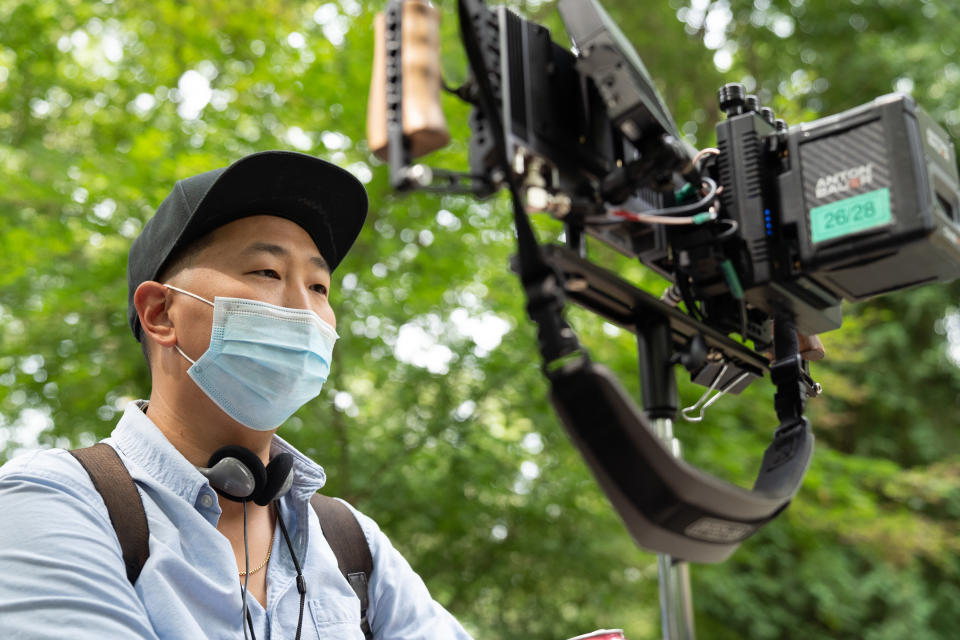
367, 0, 960, 562
465, 0, 960, 342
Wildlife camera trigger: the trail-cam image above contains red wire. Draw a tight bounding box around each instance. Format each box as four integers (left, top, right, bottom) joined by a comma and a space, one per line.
610, 209, 644, 222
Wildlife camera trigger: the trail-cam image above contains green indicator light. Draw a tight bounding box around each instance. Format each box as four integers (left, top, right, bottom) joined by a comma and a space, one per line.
720, 260, 744, 299
809, 188, 892, 243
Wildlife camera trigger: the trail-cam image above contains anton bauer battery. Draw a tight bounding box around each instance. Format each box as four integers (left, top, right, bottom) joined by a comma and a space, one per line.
780, 94, 960, 303
717, 93, 960, 336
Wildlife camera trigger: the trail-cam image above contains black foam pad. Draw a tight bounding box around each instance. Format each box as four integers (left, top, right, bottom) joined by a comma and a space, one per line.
547, 358, 811, 562
256, 452, 295, 506
206, 445, 266, 502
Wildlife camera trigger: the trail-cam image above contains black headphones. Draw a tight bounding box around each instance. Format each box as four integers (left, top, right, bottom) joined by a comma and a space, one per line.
196, 446, 306, 640
196, 446, 295, 506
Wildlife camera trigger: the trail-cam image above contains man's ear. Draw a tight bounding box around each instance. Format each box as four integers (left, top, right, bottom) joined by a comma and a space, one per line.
134, 281, 178, 349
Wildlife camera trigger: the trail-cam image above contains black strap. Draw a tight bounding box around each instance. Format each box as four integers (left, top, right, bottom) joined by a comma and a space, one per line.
310, 494, 374, 640
69, 443, 150, 584
458, 0, 582, 367
70, 445, 374, 638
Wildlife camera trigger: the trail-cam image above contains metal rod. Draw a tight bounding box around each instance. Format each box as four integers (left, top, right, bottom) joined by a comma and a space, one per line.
637, 315, 695, 640
650, 418, 696, 640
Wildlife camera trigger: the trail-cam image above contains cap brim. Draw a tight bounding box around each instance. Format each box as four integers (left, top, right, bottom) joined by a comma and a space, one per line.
180, 150, 367, 271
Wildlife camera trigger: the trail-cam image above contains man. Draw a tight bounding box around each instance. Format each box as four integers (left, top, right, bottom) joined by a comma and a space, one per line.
0, 150, 473, 639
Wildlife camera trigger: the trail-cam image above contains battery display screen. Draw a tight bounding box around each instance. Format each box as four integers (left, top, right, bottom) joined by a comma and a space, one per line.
809, 187, 892, 243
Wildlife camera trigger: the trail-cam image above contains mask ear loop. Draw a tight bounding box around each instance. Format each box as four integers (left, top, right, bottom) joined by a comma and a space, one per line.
163, 283, 215, 307
163, 284, 214, 365
174, 345, 196, 365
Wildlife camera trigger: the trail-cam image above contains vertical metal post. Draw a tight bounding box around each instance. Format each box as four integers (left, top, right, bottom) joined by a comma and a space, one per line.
650, 418, 696, 640
637, 317, 696, 640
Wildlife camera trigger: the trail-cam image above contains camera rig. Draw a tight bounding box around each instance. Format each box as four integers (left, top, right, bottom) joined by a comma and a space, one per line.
366, 0, 960, 564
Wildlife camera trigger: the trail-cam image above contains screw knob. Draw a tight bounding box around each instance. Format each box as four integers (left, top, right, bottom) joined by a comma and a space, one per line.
718, 83, 746, 117
760, 107, 775, 125
744, 94, 761, 113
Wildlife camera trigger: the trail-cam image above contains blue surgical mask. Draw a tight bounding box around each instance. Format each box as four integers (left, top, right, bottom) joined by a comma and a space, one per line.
164, 284, 338, 430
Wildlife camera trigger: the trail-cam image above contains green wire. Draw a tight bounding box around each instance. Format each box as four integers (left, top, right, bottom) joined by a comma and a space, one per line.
720, 259, 744, 299
674, 183, 696, 202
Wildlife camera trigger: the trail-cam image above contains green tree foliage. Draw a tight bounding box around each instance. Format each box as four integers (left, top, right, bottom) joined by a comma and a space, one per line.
2, 0, 959, 638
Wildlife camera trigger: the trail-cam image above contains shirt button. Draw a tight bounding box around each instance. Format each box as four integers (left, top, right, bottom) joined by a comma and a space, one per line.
200, 494, 214, 508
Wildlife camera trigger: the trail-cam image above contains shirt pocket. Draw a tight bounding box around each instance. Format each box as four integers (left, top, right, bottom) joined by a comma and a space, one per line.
308, 596, 366, 640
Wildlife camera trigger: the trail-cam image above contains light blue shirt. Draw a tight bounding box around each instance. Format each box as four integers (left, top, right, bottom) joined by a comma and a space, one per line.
0, 401, 473, 640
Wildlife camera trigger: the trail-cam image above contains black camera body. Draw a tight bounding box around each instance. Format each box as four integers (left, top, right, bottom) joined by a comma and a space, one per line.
467, 0, 960, 343
376, 0, 960, 561
708, 94, 960, 336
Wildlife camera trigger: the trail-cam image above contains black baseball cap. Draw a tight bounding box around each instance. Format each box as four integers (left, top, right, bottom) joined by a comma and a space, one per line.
127, 150, 368, 342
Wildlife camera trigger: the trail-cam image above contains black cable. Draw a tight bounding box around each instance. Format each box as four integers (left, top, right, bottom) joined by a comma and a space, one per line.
241, 501, 251, 640
246, 608, 257, 640
441, 77, 475, 103
276, 501, 306, 640
582, 178, 720, 228
441, 78, 459, 94
677, 273, 704, 322
648, 176, 718, 216
738, 298, 748, 341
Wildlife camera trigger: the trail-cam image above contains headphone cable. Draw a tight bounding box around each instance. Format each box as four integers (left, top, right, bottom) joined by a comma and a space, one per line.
276, 500, 306, 640
241, 501, 252, 640
236, 500, 305, 640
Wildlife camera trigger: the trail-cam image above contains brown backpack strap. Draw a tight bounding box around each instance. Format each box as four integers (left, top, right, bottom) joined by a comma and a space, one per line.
70, 443, 150, 584
310, 493, 374, 640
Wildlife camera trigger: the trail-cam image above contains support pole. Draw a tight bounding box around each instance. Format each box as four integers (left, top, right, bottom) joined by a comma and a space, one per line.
637, 317, 696, 640
650, 418, 696, 640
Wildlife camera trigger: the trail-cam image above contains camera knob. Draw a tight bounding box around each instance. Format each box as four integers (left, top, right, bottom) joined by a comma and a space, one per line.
760, 107, 775, 125
718, 83, 746, 116
744, 94, 760, 113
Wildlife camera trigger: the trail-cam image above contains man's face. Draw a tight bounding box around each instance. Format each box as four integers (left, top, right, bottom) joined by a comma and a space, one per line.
163, 215, 336, 362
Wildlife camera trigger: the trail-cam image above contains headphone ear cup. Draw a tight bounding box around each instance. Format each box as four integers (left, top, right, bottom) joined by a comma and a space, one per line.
206, 445, 267, 502
255, 453, 295, 506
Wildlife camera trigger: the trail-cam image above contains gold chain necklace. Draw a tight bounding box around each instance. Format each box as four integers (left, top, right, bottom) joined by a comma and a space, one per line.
239, 545, 272, 576
239, 503, 275, 577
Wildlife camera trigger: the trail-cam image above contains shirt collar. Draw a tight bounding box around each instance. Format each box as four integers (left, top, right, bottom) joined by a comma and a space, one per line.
270, 431, 327, 501
110, 401, 326, 506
